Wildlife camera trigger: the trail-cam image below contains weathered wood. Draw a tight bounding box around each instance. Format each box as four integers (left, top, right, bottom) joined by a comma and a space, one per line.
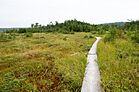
81, 37, 101, 92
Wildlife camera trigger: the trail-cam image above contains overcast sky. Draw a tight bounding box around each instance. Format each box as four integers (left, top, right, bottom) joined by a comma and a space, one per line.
0, 0, 139, 28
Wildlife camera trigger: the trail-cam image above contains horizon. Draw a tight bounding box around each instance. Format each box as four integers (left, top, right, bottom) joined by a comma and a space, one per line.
0, 20, 130, 28
0, 20, 132, 29
0, 0, 139, 28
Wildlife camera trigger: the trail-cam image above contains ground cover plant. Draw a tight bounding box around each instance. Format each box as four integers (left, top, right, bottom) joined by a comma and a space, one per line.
0, 32, 95, 92
0, 20, 139, 91
98, 38, 139, 92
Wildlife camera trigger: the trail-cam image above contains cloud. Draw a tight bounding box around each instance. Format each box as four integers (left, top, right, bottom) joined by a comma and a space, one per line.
0, 0, 139, 27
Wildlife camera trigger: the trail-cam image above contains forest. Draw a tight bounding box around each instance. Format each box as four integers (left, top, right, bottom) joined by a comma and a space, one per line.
5, 19, 139, 43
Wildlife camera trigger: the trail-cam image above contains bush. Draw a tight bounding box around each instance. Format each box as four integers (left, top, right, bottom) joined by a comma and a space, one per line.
104, 27, 117, 42
61, 31, 74, 34
91, 31, 97, 34
0, 33, 15, 42
104, 34, 114, 42
134, 32, 139, 43
24, 32, 33, 37
135, 35, 139, 43
84, 34, 94, 39
130, 31, 139, 43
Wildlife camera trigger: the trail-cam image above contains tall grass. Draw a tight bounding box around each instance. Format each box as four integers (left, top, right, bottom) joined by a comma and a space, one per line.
98, 38, 139, 92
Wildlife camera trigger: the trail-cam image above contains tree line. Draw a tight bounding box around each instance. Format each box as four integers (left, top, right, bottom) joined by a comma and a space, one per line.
6, 19, 106, 33
5, 19, 139, 43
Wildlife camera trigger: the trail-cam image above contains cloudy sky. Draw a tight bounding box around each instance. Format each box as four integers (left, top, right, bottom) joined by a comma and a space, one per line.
0, 0, 139, 28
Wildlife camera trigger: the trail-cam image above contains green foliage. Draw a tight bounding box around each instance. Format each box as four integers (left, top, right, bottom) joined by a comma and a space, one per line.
131, 30, 139, 43
84, 34, 94, 39
98, 39, 139, 91
1, 19, 139, 91
0, 33, 15, 42
134, 34, 139, 43
104, 33, 114, 42
0, 33, 94, 92
104, 27, 116, 42
104, 26, 126, 42
56, 55, 86, 92
6, 19, 100, 33
24, 32, 33, 37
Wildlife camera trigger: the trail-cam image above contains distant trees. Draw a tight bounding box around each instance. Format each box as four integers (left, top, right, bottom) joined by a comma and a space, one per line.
124, 20, 139, 43
107, 20, 139, 43
5, 19, 139, 43
6, 20, 102, 33
31, 24, 34, 28
34, 23, 39, 28
28, 20, 98, 33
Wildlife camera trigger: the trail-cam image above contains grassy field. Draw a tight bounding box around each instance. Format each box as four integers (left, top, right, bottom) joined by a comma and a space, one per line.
0, 32, 138, 91
0, 32, 95, 92
98, 38, 139, 92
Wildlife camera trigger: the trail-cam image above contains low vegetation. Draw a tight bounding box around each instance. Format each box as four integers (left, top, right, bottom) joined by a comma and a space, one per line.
0, 32, 95, 91
98, 38, 139, 91
0, 20, 139, 91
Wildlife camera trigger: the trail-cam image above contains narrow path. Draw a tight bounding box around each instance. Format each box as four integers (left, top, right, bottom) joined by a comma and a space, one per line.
81, 37, 101, 92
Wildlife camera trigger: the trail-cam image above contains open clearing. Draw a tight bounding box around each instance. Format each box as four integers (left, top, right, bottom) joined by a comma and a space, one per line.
0, 32, 139, 92
0, 32, 95, 91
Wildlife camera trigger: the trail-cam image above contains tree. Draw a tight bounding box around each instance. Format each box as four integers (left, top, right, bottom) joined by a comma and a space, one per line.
31, 24, 34, 28
34, 23, 39, 28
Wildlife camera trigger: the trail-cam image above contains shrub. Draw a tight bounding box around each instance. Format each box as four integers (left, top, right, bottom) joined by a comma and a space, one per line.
24, 32, 33, 37
104, 34, 114, 42
135, 35, 139, 43
130, 31, 139, 43
0, 33, 15, 42
134, 32, 139, 43
84, 34, 94, 39
63, 36, 68, 41
61, 31, 74, 34
91, 31, 97, 34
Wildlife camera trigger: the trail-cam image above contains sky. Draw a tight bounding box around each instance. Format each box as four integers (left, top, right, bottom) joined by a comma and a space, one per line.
0, 0, 139, 28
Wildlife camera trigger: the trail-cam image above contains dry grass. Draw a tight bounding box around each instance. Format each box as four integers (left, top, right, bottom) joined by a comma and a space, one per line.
0, 32, 95, 91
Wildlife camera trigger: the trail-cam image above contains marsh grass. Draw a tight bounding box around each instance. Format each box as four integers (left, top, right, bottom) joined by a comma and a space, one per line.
0, 32, 94, 92
0, 32, 138, 91
0, 33, 16, 42
98, 38, 139, 92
